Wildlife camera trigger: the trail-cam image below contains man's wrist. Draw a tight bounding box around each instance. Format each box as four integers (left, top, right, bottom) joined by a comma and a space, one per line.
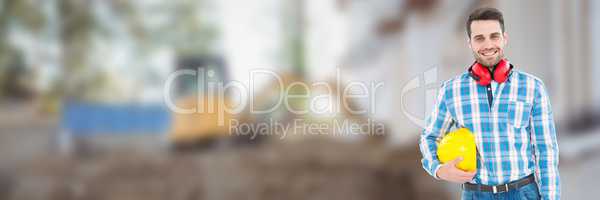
433, 163, 443, 180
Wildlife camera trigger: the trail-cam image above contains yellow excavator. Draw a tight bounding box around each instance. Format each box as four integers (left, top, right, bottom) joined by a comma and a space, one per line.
169, 95, 236, 148
167, 56, 239, 149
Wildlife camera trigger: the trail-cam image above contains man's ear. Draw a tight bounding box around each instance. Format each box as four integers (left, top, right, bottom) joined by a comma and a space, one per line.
503, 32, 509, 45
467, 38, 473, 50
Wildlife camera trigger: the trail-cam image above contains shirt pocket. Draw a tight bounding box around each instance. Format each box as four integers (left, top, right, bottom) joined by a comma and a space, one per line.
508, 101, 533, 128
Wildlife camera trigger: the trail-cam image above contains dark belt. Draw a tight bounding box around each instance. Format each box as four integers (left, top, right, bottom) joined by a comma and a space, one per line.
462, 174, 535, 193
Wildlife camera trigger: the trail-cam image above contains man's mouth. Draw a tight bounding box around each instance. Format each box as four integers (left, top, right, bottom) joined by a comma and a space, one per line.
479, 49, 498, 57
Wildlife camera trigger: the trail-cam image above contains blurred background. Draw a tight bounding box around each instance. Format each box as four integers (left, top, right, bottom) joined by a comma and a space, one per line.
1, 0, 599, 199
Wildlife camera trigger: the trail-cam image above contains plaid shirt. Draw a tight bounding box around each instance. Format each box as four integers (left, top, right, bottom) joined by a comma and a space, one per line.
419, 68, 560, 200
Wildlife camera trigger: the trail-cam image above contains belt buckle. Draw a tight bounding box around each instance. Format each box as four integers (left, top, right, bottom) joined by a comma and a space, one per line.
492, 184, 509, 194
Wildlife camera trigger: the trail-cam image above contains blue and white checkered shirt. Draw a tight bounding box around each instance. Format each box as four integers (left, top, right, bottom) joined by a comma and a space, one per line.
419, 69, 560, 200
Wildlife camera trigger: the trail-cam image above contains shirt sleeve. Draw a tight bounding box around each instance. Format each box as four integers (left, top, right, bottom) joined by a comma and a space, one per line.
530, 82, 560, 200
419, 82, 455, 179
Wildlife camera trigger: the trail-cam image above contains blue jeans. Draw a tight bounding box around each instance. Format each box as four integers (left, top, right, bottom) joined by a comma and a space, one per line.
461, 182, 541, 200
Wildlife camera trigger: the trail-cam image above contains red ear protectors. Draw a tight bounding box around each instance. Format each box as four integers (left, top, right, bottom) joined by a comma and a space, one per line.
469, 59, 513, 86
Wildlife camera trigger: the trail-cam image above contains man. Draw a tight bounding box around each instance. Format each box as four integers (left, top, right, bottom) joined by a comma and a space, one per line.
419, 7, 560, 200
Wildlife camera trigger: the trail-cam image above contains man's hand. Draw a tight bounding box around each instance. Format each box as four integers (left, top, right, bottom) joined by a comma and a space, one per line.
436, 157, 476, 183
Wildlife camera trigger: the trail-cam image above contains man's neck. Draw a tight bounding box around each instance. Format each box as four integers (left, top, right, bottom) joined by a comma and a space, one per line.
485, 64, 495, 72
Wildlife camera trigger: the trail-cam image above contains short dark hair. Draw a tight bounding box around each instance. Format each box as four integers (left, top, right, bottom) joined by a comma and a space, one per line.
466, 7, 505, 38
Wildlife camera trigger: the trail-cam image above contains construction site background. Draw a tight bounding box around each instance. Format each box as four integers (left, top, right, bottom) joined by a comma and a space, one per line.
1, 0, 599, 199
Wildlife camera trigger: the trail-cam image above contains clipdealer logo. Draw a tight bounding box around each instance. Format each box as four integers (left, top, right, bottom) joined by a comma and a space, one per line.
162, 68, 386, 138
400, 67, 439, 128
162, 66, 439, 138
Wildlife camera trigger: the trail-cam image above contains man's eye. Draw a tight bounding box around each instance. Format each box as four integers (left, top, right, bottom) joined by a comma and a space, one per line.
476, 38, 484, 42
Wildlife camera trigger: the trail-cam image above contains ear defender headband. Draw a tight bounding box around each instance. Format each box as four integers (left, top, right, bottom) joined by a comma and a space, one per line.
469, 59, 513, 86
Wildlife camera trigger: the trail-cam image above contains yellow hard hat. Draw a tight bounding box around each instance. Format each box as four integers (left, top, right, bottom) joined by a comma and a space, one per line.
437, 128, 477, 172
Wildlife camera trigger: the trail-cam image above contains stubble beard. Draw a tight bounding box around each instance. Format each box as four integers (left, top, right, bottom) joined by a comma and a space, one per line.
474, 51, 504, 69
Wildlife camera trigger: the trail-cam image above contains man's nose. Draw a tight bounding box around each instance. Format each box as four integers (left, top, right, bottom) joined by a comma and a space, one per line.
481, 38, 494, 49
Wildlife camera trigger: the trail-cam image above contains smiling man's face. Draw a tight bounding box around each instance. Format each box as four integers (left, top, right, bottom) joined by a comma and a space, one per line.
468, 20, 508, 68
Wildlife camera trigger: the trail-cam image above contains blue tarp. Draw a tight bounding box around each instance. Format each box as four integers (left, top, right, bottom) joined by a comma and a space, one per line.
60, 102, 171, 136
